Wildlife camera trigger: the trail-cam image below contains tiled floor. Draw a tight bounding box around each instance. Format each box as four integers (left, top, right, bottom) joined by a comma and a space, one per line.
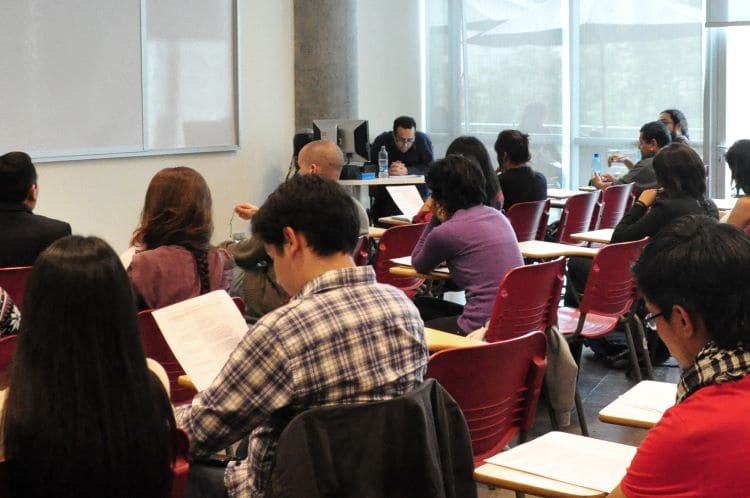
476, 347, 681, 497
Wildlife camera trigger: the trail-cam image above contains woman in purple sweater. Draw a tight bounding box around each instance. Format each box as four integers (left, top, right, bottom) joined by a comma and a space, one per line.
411, 155, 523, 335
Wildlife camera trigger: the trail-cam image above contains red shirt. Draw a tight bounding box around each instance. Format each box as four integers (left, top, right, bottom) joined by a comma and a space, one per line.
621, 374, 750, 497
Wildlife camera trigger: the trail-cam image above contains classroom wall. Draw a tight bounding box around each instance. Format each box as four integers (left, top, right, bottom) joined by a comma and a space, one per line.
357, 1, 423, 137
31, 1, 296, 253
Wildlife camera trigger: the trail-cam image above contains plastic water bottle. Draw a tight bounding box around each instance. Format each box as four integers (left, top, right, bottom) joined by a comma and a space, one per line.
591, 153, 602, 177
378, 146, 389, 178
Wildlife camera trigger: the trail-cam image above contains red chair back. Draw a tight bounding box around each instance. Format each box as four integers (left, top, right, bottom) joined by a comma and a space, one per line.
556, 191, 599, 245
484, 258, 565, 343
0, 266, 32, 311
506, 200, 548, 242
352, 235, 370, 266
373, 223, 426, 298
536, 199, 551, 240
579, 237, 650, 317
426, 332, 547, 466
138, 296, 245, 405
595, 183, 634, 230
170, 429, 190, 498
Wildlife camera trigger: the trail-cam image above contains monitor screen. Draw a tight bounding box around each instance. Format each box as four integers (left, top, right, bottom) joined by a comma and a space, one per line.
313, 119, 370, 164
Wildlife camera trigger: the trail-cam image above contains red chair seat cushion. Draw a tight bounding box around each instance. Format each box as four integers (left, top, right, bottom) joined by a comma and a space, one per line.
557, 307, 619, 339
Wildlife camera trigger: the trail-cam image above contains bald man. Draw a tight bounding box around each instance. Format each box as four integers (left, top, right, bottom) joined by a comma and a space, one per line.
226, 140, 369, 322
235, 140, 369, 235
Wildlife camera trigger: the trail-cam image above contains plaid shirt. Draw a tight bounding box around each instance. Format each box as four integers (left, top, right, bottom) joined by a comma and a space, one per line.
175, 266, 428, 498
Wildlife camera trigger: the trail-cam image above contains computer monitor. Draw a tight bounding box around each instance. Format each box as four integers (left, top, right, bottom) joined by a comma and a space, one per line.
312, 119, 370, 164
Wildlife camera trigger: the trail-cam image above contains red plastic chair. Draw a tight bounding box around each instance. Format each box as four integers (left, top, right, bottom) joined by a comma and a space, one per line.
170, 429, 191, 498
0, 266, 32, 312
138, 296, 246, 405
352, 235, 370, 266
505, 200, 549, 242
373, 223, 426, 298
484, 258, 565, 343
426, 332, 547, 467
555, 191, 600, 245
592, 183, 634, 230
557, 237, 652, 434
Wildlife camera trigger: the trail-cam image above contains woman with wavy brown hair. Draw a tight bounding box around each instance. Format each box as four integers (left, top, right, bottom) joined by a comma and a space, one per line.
127, 167, 233, 309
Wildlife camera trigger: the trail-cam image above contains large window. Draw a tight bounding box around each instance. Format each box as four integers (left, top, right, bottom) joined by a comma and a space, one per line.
425, 0, 704, 189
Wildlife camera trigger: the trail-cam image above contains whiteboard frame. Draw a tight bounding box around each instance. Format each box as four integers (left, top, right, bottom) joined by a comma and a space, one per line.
31, 0, 240, 164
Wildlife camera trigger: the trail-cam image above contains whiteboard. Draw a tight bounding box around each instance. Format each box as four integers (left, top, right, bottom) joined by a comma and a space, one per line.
0, 0, 238, 161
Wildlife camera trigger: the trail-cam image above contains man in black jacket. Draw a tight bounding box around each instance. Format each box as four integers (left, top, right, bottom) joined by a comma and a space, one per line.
0, 151, 71, 267
369, 116, 434, 220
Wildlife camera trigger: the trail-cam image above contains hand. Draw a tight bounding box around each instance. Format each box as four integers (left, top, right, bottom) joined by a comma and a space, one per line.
591, 174, 611, 190
608, 154, 634, 169
637, 189, 658, 207
419, 196, 434, 212
234, 202, 259, 220
389, 161, 408, 176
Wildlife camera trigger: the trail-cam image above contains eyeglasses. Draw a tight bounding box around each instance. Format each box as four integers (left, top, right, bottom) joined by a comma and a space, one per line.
394, 135, 415, 145
644, 311, 665, 329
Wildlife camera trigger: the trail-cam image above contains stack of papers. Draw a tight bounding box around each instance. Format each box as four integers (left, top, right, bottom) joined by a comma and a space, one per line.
485, 431, 637, 493
390, 256, 449, 274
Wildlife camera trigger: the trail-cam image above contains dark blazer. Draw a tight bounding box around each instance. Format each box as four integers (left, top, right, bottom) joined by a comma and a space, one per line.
0, 202, 71, 267
269, 379, 477, 498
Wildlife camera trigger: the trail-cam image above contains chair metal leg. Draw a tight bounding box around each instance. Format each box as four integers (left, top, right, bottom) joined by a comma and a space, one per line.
623, 321, 643, 382
633, 315, 655, 379
574, 387, 589, 436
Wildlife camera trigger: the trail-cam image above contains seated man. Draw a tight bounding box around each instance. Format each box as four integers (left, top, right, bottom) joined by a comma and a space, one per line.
228, 140, 369, 322
592, 121, 671, 194
0, 151, 71, 267
369, 116, 434, 220
176, 174, 428, 498
609, 215, 750, 497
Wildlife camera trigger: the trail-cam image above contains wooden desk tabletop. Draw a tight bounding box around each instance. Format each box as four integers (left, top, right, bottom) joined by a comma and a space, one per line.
425, 327, 484, 352
519, 240, 599, 258
547, 188, 583, 199
598, 380, 676, 429
570, 228, 614, 244
389, 265, 451, 280
474, 463, 605, 498
339, 175, 425, 186
377, 216, 412, 226
368, 226, 386, 239
178, 374, 195, 391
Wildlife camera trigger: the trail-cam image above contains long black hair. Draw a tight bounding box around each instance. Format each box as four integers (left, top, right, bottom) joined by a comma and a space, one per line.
3, 236, 175, 498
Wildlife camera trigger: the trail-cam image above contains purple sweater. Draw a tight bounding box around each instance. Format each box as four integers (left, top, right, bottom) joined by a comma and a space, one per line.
411, 205, 522, 332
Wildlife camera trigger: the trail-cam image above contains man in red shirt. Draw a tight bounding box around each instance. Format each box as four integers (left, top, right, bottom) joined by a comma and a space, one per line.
609, 215, 750, 498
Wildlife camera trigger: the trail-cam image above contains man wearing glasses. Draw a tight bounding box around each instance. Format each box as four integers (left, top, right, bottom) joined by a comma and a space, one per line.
608, 215, 750, 497
369, 116, 434, 220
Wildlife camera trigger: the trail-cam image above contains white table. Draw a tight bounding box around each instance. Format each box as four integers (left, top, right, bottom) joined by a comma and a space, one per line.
547, 188, 582, 199
339, 175, 425, 209
377, 215, 412, 226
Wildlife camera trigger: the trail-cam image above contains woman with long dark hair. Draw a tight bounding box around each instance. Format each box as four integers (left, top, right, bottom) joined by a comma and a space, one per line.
2, 236, 176, 498
724, 139, 750, 230
128, 167, 233, 309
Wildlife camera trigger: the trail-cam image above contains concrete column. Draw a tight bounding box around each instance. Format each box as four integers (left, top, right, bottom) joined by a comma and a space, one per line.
294, 0, 358, 130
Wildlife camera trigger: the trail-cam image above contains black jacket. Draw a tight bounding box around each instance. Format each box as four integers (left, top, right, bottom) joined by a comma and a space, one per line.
0, 202, 71, 267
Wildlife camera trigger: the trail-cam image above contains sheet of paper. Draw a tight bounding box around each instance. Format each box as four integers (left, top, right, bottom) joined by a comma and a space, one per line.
386, 185, 424, 219
618, 380, 677, 413
152, 290, 248, 391
390, 256, 449, 274
485, 431, 637, 493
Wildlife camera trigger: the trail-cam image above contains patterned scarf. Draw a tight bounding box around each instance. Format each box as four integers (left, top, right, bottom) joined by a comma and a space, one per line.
677, 341, 750, 403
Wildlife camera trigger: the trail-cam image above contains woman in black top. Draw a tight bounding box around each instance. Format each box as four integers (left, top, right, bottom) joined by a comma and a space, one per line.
494, 129, 547, 211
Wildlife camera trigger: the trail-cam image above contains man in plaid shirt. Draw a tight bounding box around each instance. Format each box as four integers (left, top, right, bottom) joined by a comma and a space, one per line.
176, 174, 428, 498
